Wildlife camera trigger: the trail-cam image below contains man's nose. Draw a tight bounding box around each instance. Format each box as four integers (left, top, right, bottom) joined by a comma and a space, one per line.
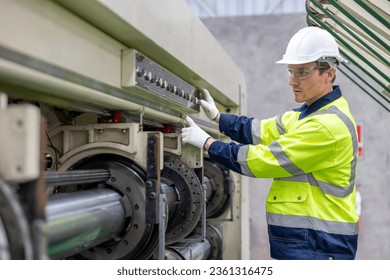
289, 75, 299, 86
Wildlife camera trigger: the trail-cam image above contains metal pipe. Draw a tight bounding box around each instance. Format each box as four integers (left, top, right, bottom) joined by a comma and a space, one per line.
0, 58, 221, 136
165, 234, 212, 260
45, 169, 111, 186
45, 174, 201, 260
46, 188, 127, 259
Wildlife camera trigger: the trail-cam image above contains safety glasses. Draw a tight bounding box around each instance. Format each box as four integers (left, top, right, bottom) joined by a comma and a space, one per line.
287, 66, 329, 80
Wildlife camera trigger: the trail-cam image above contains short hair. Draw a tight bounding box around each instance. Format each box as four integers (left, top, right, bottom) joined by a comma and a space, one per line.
316, 61, 336, 83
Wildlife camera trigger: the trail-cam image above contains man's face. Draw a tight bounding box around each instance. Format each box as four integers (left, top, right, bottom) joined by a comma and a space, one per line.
287, 62, 334, 106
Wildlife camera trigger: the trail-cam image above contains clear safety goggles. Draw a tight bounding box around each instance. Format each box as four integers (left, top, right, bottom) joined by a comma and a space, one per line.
287, 66, 329, 80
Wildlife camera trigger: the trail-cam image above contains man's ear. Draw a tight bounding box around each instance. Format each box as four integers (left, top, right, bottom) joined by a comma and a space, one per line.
327, 68, 336, 81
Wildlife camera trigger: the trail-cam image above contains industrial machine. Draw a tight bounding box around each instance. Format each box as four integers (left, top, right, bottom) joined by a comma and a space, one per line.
3, 0, 385, 262
0, 0, 249, 260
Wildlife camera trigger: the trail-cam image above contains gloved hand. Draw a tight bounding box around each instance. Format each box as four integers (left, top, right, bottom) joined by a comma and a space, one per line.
198, 88, 220, 121
181, 116, 212, 149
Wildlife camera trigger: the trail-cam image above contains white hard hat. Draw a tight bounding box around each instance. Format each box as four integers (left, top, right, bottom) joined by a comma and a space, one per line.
276, 26, 347, 66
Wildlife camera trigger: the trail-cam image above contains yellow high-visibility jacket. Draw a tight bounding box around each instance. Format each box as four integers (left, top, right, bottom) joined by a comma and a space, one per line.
208, 86, 359, 259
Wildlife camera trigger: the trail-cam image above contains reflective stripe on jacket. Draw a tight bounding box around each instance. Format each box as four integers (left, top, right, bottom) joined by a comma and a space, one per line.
208, 86, 359, 259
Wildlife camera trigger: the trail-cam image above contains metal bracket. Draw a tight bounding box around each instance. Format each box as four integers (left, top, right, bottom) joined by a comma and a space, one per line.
145, 132, 166, 259
158, 192, 166, 260
201, 182, 207, 241
145, 132, 161, 224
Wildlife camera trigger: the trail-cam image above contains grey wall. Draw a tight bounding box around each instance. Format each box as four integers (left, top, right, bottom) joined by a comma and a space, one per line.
202, 14, 390, 260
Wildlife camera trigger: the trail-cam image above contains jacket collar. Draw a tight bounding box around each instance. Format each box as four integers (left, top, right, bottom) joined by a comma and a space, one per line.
293, 85, 342, 120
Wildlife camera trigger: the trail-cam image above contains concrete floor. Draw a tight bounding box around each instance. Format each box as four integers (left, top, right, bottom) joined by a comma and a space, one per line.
202, 13, 390, 260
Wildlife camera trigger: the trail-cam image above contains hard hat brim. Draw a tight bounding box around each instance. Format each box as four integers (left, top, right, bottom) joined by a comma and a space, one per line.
275, 56, 347, 65
275, 59, 315, 65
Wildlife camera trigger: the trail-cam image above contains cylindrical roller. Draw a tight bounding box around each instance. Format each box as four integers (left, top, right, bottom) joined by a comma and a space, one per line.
56, 154, 157, 260
0, 216, 10, 260
0, 178, 33, 260
165, 235, 212, 260
46, 188, 128, 259
46, 179, 180, 260
165, 225, 222, 260
160, 182, 178, 221
45, 154, 204, 260
204, 159, 234, 218
45, 169, 110, 186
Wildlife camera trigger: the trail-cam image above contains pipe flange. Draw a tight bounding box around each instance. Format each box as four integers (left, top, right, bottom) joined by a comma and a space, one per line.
165, 224, 223, 260
162, 156, 203, 245
59, 154, 158, 260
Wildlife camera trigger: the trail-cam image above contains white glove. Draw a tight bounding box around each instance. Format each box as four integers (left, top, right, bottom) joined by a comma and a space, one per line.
198, 88, 220, 121
181, 116, 211, 149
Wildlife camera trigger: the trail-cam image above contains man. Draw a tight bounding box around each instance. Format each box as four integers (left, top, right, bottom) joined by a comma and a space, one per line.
181, 27, 359, 260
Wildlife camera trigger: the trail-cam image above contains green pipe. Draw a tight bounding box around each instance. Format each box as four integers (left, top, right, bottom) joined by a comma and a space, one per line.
309, 0, 389, 68
338, 66, 389, 112
326, 0, 389, 51
355, 0, 390, 30
306, 13, 389, 89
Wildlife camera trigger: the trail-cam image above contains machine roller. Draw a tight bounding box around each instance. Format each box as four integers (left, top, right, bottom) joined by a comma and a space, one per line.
0, 143, 230, 260
44, 153, 204, 260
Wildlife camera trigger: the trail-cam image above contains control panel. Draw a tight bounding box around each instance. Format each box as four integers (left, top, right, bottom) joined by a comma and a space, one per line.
122, 49, 200, 114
